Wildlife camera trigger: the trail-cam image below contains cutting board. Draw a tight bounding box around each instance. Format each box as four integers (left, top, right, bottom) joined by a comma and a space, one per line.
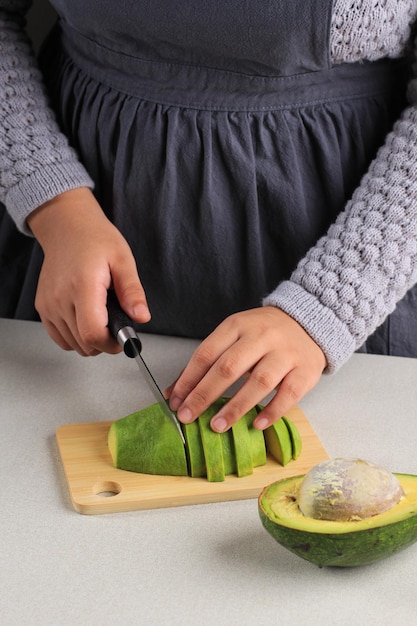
56, 406, 328, 515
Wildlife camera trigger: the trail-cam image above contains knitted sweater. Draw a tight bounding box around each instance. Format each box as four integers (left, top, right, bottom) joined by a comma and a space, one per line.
1, 0, 417, 373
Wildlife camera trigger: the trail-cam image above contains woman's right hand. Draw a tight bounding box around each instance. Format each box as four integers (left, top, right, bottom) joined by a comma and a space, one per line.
27, 187, 151, 356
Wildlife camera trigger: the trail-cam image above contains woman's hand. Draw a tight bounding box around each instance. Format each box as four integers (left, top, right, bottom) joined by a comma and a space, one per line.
27, 188, 151, 356
167, 306, 326, 431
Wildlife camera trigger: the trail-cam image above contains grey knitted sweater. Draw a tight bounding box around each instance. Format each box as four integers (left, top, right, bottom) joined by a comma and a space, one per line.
1, 0, 417, 372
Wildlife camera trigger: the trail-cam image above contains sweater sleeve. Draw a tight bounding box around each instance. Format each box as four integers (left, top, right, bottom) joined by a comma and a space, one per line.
0, 0, 93, 235
264, 40, 417, 374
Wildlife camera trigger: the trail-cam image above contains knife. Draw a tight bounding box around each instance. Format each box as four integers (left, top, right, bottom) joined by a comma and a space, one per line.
106, 290, 185, 444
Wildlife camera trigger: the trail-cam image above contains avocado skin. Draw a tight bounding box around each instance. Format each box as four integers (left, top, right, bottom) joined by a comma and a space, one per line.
259, 473, 417, 568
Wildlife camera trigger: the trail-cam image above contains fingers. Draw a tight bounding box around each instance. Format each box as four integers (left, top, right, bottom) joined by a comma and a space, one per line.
169, 311, 276, 423
168, 307, 326, 432
39, 273, 150, 356
42, 318, 102, 356
42, 318, 76, 352
37, 282, 115, 356
100, 260, 151, 353
209, 356, 295, 432
34, 222, 151, 355
30, 189, 152, 357
251, 369, 317, 430
75, 282, 120, 355
175, 359, 308, 434
168, 316, 244, 415
111, 261, 151, 325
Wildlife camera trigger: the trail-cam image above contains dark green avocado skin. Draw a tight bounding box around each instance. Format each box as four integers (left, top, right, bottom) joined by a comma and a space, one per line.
258, 507, 417, 568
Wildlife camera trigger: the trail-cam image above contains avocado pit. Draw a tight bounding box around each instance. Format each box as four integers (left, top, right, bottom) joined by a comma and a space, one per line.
297, 458, 404, 522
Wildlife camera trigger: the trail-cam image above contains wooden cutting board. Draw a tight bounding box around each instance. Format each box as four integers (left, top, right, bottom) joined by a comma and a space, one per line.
56, 406, 328, 515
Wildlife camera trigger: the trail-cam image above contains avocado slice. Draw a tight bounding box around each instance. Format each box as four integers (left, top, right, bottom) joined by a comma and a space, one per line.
245, 408, 267, 467
231, 415, 253, 477
264, 419, 292, 466
282, 416, 302, 460
196, 398, 228, 482
108, 403, 188, 476
221, 429, 237, 475
259, 472, 417, 567
198, 412, 225, 482
182, 420, 206, 478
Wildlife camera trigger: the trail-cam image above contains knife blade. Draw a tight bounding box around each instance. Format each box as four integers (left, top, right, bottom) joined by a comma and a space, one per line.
106, 290, 185, 444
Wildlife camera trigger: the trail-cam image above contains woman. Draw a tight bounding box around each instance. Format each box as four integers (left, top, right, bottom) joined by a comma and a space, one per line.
1, 0, 417, 432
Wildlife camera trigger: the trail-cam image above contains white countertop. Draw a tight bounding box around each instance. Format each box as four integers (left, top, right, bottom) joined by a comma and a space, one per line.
1, 318, 417, 626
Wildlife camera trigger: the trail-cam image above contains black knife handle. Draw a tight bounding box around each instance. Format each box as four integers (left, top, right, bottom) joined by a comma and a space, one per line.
107, 290, 142, 358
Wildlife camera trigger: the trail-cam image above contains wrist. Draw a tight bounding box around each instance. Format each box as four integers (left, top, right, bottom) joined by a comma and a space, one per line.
27, 188, 105, 248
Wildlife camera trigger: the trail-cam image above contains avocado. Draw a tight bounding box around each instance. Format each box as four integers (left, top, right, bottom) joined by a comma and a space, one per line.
259, 459, 417, 567
182, 420, 206, 478
264, 419, 293, 466
245, 408, 267, 467
221, 429, 237, 476
231, 414, 253, 477
282, 416, 302, 460
108, 400, 302, 481
107, 402, 188, 476
198, 410, 226, 482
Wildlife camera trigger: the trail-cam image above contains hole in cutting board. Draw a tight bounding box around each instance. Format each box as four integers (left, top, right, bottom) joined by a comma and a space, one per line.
94, 480, 122, 497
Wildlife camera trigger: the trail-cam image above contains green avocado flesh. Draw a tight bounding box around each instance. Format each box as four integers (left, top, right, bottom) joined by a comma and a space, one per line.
108, 399, 302, 481
231, 414, 254, 477
199, 410, 226, 482
107, 403, 188, 476
259, 473, 417, 567
282, 416, 302, 460
221, 429, 237, 476
246, 408, 267, 467
182, 421, 206, 478
263, 419, 293, 466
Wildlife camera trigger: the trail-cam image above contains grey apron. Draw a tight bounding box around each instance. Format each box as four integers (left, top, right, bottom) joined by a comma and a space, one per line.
0, 0, 413, 356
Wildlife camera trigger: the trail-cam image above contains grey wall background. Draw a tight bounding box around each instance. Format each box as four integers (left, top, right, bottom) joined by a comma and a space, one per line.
26, 0, 58, 52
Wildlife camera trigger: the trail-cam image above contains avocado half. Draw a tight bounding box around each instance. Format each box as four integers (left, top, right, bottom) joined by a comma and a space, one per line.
259, 473, 417, 567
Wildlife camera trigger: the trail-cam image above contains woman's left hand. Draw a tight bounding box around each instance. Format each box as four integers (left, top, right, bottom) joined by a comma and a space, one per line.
166, 306, 327, 432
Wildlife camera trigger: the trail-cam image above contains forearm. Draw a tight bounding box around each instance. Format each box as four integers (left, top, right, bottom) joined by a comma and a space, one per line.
265, 92, 417, 373
0, 0, 93, 235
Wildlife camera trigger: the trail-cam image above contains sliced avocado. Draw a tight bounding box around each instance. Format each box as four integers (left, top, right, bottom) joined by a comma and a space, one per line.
231, 415, 253, 477
259, 469, 417, 567
198, 412, 225, 482
221, 429, 237, 476
108, 398, 301, 481
264, 419, 292, 466
108, 402, 188, 476
282, 416, 302, 460
182, 420, 206, 478
245, 407, 267, 467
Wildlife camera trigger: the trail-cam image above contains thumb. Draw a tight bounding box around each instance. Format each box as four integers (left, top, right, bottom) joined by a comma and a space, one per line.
112, 267, 151, 324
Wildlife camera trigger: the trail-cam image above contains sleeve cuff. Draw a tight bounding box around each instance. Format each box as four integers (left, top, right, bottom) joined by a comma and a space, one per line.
5, 160, 94, 235
263, 281, 356, 374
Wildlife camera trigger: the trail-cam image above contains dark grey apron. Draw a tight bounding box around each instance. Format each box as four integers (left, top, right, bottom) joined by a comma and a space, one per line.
0, 1, 414, 356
